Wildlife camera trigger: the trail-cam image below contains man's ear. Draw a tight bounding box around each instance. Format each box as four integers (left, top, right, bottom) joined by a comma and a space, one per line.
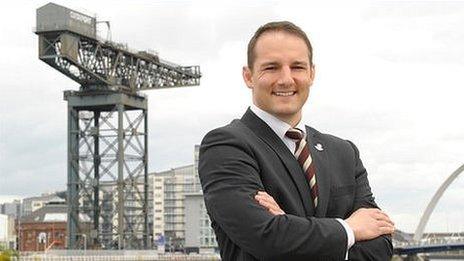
242, 66, 253, 89
309, 64, 316, 85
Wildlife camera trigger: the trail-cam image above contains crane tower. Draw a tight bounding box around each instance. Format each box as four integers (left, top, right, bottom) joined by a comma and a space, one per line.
35, 3, 201, 250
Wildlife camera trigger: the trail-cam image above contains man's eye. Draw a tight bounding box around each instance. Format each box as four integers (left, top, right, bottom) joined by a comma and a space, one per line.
293, 66, 306, 70
264, 67, 276, 71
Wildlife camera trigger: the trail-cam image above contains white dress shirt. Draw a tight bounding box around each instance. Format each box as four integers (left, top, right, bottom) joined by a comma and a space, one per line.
250, 104, 355, 259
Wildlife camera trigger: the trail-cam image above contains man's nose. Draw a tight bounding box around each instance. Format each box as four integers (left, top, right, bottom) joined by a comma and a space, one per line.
277, 66, 294, 86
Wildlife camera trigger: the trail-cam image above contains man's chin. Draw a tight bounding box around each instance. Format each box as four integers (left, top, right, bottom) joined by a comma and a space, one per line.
271, 109, 301, 121
275, 107, 300, 116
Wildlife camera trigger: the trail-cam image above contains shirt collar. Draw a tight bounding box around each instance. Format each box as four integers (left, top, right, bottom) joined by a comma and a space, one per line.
250, 104, 306, 140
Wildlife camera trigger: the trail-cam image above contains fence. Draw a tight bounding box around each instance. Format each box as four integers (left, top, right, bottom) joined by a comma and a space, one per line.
13, 250, 221, 261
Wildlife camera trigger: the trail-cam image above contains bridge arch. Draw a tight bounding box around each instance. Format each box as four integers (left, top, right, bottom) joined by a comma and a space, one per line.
413, 163, 464, 241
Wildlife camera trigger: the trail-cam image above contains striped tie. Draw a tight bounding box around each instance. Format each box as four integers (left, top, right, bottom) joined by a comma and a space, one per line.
285, 128, 318, 208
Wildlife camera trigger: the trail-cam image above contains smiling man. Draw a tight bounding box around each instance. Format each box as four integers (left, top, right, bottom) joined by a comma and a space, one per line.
199, 21, 394, 261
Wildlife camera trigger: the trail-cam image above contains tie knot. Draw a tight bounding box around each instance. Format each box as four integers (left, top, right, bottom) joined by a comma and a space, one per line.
285, 128, 304, 141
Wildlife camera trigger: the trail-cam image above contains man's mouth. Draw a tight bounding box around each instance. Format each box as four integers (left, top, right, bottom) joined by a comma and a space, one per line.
273, 91, 296, 97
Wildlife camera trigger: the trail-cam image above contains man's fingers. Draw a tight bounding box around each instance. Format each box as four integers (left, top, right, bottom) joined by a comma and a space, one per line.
378, 225, 395, 235
269, 208, 285, 216
255, 192, 278, 206
255, 192, 285, 215
257, 198, 280, 213
256, 196, 278, 210
376, 220, 394, 229
371, 209, 395, 229
255, 194, 272, 205
361, 208, 394, 226
376, 220, 395, 235
373, 211, 395, 226
257, 191, 278, 203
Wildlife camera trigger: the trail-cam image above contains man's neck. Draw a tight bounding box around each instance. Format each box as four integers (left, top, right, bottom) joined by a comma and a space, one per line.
251, 104, 302, 127
276, 113, 302, 128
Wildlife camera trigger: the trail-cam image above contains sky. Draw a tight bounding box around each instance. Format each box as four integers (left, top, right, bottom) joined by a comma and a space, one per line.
0, 0, 463, 234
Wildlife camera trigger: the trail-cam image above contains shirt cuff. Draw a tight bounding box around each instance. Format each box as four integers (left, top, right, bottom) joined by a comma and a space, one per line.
335, 218, 355, 260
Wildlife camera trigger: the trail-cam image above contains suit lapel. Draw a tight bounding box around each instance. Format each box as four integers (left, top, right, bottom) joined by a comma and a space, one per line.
241, 109, 315, 216
306, 126, 331, 217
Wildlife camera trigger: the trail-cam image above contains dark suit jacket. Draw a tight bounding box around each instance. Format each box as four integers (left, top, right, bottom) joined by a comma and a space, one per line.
199, 109, 393, 261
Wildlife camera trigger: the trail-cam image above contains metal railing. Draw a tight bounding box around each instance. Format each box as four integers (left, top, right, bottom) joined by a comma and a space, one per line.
14, 251, 220, 261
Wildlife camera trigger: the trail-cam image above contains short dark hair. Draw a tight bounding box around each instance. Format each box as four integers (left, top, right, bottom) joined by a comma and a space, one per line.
247, 21, 313, 70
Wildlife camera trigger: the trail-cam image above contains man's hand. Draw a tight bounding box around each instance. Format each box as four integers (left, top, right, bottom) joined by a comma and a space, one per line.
254, 191, 285, 215
345, 208, 395, 242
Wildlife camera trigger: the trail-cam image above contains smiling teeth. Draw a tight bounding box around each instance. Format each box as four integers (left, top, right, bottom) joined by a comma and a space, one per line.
274, 92, 295, 96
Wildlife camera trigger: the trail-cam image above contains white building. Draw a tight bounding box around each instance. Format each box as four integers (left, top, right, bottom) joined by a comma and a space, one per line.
184, 192, 218, 253
152, 164, 197, 250
184, 145, 218, 252
0, 214, 16, 249
22, 193, 64, 217
0, 199, 22, 219
151, 145, 218, 252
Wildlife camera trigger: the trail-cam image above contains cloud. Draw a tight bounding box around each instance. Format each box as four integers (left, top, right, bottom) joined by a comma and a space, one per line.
362, 1, 464, 65
1, 0, 463, 233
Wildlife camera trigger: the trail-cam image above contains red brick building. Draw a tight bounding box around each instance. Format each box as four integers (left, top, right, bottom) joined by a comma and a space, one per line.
18, 202, 68, 251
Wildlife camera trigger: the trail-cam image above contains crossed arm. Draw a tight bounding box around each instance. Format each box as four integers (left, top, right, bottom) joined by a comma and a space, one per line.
199, 129, 394, 260
255, 187, 395, 261
254, 138, 396, 260
201, 130, 349, 260
255, 191, 395, 242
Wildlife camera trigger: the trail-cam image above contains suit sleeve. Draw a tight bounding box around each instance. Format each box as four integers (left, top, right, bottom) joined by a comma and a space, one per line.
346, 140, 393, 261
199, 128, 348, 260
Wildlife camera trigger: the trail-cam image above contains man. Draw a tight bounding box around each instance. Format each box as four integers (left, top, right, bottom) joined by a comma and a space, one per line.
199, 21, 394, 260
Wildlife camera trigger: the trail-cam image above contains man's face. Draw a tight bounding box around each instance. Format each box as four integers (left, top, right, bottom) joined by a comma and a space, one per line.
243, 31, 315, 123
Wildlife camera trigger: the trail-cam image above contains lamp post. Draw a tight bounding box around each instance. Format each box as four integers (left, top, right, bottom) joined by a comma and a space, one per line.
75, 234, 87, 252
17, 218, 21, 252
82, 234, 87, 253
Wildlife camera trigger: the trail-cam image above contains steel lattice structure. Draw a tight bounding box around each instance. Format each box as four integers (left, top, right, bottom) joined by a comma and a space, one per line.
38, 31, 200, 93
65, 93, 149, 249
35, 3, 201, 250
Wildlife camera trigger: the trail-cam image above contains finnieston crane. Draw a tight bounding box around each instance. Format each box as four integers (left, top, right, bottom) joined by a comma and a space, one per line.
35, 2, 201, 250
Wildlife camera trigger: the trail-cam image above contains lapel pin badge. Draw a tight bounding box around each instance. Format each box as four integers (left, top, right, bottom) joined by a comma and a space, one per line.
314, 143, 324, 151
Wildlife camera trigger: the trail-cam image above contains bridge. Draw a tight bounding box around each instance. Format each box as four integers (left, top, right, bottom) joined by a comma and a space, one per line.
392, 164, 464, 260
394, 231, 464, 258
396, 243, 464, 256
